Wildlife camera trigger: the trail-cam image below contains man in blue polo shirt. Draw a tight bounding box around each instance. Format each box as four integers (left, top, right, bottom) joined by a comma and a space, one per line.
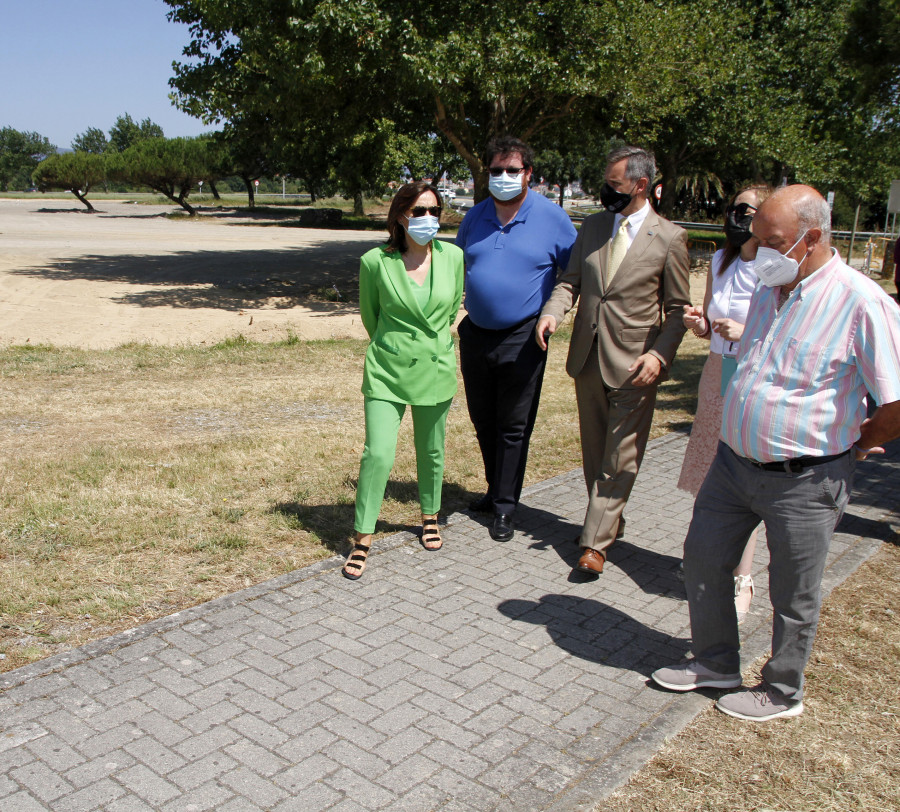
456, 135, 577, 541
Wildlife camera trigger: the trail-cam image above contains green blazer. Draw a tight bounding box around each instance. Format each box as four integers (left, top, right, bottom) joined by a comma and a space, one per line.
360, 239, 465, 405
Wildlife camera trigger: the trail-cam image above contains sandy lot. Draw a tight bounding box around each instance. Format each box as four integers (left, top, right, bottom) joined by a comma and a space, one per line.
0, 198, 387, 348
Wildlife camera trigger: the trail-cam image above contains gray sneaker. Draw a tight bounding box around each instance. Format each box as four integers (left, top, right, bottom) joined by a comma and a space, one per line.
716, 683, 803, 721
651, 660, 742, 692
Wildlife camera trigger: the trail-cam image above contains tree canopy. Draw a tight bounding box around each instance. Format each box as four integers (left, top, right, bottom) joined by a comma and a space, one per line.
107, 114, 165, 153
162, 0, 900, 218
0, 127, 55, 192
32, 152, 107, 211
72, 127, 109, 154
108, 136, 221, 215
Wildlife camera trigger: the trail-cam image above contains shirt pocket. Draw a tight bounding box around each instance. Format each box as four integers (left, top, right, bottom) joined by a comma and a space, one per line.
768, 337, 835, 390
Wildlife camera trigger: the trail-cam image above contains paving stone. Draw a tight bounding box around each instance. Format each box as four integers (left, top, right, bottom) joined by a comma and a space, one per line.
168, 751, 238, 791
52, 777, 127, 812
0, 434, 892, 812
115, 763, 180, 806
0, 791, 53, 812
218, 765, 289, 808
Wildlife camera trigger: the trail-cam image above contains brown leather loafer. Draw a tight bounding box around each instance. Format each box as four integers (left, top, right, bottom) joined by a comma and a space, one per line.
575, 547, 605, 574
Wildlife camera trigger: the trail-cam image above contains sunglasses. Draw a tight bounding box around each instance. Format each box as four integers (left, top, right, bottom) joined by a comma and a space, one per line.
727, 202, 758, 217
410, 206, 441, 217
488, 167, 524, 177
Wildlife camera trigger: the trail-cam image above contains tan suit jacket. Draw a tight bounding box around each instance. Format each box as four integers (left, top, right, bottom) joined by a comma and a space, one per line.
541, 208, 690, 388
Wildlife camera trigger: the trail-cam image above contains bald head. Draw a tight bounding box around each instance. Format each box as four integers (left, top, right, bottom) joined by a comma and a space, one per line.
752, 185, 833, 282
755, 185, 832, 245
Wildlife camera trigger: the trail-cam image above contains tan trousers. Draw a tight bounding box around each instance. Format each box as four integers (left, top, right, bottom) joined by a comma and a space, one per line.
574, 348, 658, 553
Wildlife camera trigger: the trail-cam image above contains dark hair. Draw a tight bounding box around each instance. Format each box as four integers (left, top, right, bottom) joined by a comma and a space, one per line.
485, 135, 534, 170
606, 145, 656, 188
718, 184, 773, 275
385, 181, 442, 253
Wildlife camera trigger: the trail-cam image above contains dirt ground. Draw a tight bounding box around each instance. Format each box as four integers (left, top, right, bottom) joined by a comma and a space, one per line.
0, 198, 385, 348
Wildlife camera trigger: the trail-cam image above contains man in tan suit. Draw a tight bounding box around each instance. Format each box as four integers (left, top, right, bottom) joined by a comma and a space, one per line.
536, 146, 690, 575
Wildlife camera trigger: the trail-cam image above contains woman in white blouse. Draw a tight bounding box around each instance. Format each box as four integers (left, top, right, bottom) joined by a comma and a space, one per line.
678, 184, 772, 622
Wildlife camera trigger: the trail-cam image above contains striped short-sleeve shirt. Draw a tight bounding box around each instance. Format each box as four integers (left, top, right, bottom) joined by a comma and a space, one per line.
721, 250, 900, 462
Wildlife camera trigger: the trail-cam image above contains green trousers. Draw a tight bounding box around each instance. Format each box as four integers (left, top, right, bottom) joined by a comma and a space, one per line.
354, 397, 452, 534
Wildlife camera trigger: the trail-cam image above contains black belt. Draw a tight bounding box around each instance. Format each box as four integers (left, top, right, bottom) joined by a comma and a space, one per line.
747, 449, 850, 473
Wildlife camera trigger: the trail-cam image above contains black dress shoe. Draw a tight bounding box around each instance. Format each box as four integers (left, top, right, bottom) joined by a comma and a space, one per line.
490, 513, 515, 542
468, 494, 493, 513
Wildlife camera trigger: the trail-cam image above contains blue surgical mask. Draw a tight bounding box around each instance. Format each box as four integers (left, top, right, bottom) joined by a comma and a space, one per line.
489, 171, 525, 201
406, 214, 439, 245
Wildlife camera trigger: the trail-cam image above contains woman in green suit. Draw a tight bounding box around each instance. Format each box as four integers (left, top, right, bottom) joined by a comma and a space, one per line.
343, 181, 465, 580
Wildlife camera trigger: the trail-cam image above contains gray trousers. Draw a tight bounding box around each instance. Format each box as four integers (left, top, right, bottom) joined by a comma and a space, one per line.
684, 442, 853, 702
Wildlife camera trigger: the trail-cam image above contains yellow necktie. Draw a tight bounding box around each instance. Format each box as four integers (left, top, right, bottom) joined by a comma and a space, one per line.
606, 216, 630, 286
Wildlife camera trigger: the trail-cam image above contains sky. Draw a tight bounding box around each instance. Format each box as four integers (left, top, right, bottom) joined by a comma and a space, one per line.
0, 0, 212, 149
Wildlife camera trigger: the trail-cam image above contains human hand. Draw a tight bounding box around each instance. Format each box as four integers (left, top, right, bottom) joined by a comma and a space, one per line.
712, 318, 744, 342
855, 417, 887, 460
535, 315, 557, 351
682, 304, 705, 332
628, 353, 662, 386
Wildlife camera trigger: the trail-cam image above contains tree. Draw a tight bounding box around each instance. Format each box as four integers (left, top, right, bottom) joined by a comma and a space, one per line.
334, 119, 406, 215
843, 0, 900, 107
107, 114, 164, 153
398, 133, 471, 184
32, 152, 107, 212
71, 127, 108, 154
110, 136, 219, 215
0, 127, 55, 191
533, 117, 610, 207
215, 115, 280, 209
163, 0, 897, 218
163, 0, 627, 200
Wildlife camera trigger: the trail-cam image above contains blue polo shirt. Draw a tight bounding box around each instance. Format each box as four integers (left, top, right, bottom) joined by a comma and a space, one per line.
455, 190, 577, 329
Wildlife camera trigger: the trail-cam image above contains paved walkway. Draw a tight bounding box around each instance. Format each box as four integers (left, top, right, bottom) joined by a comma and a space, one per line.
1, 434, 897, 812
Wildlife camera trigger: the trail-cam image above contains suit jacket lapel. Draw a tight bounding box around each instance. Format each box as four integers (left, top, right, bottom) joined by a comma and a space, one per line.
381, 247, 432, 330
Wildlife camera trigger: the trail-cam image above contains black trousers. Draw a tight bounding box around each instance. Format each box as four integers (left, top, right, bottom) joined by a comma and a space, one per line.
458, 315, 547, 515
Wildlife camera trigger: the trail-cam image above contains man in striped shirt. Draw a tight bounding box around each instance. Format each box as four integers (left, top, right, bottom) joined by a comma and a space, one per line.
652, 184, 900, 721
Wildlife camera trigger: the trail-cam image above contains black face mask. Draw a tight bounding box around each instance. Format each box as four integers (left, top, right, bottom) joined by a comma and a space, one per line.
599, 182, 633, 214
723, 203, 756, 247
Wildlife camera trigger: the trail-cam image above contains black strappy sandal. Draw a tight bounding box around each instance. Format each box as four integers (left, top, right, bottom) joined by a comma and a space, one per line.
342, 541, 371, 580
420, 518, 443, 551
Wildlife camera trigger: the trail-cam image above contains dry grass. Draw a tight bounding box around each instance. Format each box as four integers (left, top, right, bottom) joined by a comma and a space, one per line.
0, 274, 707, 672
601, 542, 900, 812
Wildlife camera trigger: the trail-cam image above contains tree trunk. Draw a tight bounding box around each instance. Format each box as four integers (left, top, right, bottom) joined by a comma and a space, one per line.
353, 191, 365, 216
433, 95, 488, 202
209, 180, 221, 200
171, 186, 196, 215
71, 190, 95, 212
243, 176, 255, 209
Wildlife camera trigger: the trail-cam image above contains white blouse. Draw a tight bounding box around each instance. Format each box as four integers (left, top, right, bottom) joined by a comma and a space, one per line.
708, 249, 759, 356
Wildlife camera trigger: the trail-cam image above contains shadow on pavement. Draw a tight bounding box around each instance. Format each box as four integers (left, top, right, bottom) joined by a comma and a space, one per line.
498, 594, 690, 676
